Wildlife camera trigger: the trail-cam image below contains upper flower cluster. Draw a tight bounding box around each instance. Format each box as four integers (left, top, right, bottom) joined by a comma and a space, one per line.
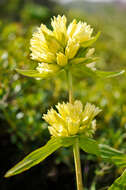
30, 15, 97, 73
43, 100, 101, 137
16, 15, 123, 79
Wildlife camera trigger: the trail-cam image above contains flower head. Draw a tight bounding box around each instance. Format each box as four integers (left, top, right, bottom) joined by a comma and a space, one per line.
30, 15, 98, 74
43, 100, 101, 137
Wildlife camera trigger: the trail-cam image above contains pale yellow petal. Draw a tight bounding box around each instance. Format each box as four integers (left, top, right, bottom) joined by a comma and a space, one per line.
36, 63, 59, 74
48, 126, 59, 136
30, 29, 56, 63
86, 48, 95, 57
67, 119, 80, 135
57, 52, 68, 66
82, 103, 101, 123
71, 21, 93, 43
51, 15, 67, 46
86, 62, 96, 71
43, 108, 61, 126
74, 100, 83, 114
65, 38, 80, 59
40, 24, 53, 36
40, 24, 62, 53
67, 19, 77, 38
58, 127, 69, 137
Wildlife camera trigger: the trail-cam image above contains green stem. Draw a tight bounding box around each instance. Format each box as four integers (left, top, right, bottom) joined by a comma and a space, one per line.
68, 70, 73, 104
67, 70, 84, 190
73, 138, 84, 190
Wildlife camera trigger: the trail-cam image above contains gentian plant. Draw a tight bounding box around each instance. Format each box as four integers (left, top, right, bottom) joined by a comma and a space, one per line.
5, 15, 125, 190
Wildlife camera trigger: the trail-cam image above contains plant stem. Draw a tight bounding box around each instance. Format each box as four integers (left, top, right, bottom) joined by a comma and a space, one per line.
67, 70, 84, 190
73, 138, 84, 190
68, 70, 73, 104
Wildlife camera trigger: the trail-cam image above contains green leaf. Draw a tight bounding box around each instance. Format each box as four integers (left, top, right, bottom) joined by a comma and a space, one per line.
81, 31, 101, 47
79, 135, 100, 156
99, 144, 124, 165
71, 63, 125, 79
108, 169, 126, 190
71, 63, 96, 78
95, 70, 125, 79
58, 136, 77, 147
111, 155, 126, 168
99, 144, 123, 159
99, 144, 126, 169
4, 137, 62, 177
69, 57, 98, 65
4, 136, 77, 178
15, 65, 60, 79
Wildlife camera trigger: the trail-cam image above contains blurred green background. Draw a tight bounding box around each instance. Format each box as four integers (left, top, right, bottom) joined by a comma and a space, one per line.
0, 0, 126, 189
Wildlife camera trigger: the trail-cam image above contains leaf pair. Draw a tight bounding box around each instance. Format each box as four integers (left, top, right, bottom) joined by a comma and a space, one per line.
4, 136, 98, 177
16, 66, 125, 80
5, 135, 126, 178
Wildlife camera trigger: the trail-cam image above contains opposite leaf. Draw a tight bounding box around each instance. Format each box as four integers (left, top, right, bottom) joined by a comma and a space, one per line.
108, 169, 126, 190
71, 63, 125, 79
59, 136, 77, 147
15, 63, 60, 78
81, 31, 101, 48
111, 155, 126, 168
79, 135, 100, 156
95, 70, 125, 79
4, 137, 62, 177
99, 144, 124, 167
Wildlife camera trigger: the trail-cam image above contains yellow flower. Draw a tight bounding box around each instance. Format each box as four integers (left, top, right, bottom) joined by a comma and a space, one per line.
51, 15, 67, 46
67, 20, 93, 43
30, 15, 97, 74
57, 52, 68, 66
65, 38, 80, 59
43, 101, 101, 137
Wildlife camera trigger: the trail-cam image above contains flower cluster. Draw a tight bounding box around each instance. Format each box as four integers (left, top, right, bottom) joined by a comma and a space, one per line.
43, 100, 101, 137
30, 15, 97, 73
